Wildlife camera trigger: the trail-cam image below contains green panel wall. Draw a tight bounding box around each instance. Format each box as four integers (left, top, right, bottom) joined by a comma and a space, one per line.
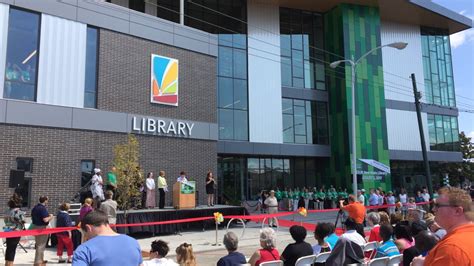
324, 4, 391, 192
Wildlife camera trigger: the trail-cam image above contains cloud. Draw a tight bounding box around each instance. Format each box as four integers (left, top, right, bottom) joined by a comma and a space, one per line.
451, 12, 474, 49
468, 131, 474, 139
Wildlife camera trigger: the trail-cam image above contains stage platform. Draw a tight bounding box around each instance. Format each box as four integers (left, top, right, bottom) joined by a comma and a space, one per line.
111, 205, 247, 235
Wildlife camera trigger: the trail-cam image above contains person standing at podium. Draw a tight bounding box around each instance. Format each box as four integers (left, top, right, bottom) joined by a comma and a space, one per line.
177, 171, 188, 183
158, 171, 168, 209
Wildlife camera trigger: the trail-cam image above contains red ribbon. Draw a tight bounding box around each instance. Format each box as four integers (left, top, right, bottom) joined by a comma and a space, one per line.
0, 201, 432, 238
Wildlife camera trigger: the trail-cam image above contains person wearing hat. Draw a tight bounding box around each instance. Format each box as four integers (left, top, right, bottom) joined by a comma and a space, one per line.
264, 190, 278, 227
91, 168, 105, 208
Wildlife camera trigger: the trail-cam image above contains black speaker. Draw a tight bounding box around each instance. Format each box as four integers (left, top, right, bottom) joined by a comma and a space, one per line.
9, 170, 25, 188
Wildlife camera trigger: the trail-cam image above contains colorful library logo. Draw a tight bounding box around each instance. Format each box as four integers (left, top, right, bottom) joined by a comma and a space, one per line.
151, 54, 179, 106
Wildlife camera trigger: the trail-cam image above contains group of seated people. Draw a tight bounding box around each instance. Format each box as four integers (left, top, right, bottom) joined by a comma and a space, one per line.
236, 207, 443, 266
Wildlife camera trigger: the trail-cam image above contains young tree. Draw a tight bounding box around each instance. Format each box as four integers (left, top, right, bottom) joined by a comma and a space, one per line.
113, 134, 143, 211
440, 132, 474, 185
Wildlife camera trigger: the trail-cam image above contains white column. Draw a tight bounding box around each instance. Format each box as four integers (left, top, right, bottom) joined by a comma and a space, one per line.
247, 2, 283, 143
0, 3, 9, 99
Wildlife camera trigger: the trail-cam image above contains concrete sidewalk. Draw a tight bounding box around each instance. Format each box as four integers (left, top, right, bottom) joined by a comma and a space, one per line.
6, 210, 340, 265
8, 221, 300, 265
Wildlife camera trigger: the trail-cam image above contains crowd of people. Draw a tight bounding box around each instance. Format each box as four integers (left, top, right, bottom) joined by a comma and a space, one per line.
3, 185, 473, 265
256, 186, 439, 215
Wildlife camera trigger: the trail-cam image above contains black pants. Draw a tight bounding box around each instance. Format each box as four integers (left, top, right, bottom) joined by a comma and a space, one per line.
5, 236, 21, 261
159, 188, 165, 209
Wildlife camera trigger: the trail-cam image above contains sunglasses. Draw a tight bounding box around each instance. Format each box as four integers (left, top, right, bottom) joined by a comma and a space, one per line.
433, 202, 458, 209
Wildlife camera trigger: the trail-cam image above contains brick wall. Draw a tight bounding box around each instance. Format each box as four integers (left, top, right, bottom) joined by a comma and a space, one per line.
0, 124, 216, 210
98, 29, 217, 123
0, 27, 218, 210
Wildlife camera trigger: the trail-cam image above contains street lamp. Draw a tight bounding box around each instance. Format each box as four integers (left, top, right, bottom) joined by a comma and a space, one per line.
329, 42, 408, 195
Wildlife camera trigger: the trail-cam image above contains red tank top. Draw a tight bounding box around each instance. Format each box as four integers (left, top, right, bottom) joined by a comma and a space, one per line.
256, 248, 280, 266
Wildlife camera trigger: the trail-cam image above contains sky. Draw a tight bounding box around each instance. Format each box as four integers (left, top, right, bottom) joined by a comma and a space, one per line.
432, 0, 474, 139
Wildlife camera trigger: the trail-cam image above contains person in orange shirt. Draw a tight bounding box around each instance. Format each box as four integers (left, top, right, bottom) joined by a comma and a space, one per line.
411, 187, 474, 266
340, 194, 366, 238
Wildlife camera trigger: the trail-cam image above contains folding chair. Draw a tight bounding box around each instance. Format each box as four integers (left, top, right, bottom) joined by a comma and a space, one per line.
387, 254, 403, 266
259, 260, 283, 266
295, 254, 317, 266
363, 241, 379, 258
315, 251, 331, 263
367, 257, 389, 266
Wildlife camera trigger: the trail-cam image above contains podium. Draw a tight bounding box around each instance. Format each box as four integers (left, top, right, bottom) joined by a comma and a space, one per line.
173, 181, 196, 209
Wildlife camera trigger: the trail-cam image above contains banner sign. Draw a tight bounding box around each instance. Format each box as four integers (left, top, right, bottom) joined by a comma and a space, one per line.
359, 159, 391, 174
180, 181, 195, 194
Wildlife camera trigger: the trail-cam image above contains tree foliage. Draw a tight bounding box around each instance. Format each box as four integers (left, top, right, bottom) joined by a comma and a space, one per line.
113, 134, 143, 210
440, 131, 473, 184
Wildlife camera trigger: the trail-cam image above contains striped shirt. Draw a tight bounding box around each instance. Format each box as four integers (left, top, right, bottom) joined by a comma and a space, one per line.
376, 240, 400, 257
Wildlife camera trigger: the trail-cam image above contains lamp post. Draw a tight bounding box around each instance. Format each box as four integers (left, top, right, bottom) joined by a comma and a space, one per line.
329, 42, 408, 195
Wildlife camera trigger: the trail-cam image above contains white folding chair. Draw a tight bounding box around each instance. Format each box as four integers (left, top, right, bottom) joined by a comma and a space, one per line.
259, 260, 283, 266
387, 254, 403, 265
295, 254, 317, 266
367, 257, 389, 266
315, 251, 331, 263
363, 241, 379, 258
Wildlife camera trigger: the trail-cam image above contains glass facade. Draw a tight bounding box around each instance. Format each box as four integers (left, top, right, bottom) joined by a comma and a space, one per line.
218, 156, 329, 202
84, 27, 98, 108
185, 0, 249, 141
427, 114, 459, 151
280, 8, 325, 90
421, 28, 456, 107
154, 0, 180, 23
4, 8, 41, 101
282, 98, 328, 144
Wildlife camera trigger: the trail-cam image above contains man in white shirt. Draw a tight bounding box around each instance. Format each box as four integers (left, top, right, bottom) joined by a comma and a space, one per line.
421, 187, 430, 202
177, 171, 188, 183
143, 239, 178, 266
341, 218, 366, 246
357, 190, 365, 205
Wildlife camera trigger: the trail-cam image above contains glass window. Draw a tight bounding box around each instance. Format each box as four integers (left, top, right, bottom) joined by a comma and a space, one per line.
233, 79, 247, 110
16, 157, 33, 172
283, 114, 294, 143
428, 114, 459, 151
84, 27, 98, 108
185, 1, 249, 142
219, 109, 234, 140
218, 46, 233, 77
234, 110, 248, 140
155, 0, 180, 23
81, 160, 95, 187
282, 99, 328, 144
4, 8, 41, 101
280, 8, 325, 90
233, 49, 247, 79
280, 35, 291, 57
421, 28, 456, 107
129, 0, 145, 12
218, 77, 233, 109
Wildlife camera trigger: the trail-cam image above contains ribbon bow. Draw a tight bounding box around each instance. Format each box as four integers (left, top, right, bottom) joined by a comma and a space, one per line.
298, 207, 307, 217
213, 212, 224, 224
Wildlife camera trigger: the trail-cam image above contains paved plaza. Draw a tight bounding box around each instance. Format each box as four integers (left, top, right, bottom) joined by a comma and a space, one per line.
5, 210, 340, 265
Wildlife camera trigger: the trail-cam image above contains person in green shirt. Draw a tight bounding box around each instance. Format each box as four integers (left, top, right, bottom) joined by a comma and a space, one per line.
106, 166, 117, 199
317, 188, 326, 210
292, 188, 300, 211
275, 188, 282, 201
